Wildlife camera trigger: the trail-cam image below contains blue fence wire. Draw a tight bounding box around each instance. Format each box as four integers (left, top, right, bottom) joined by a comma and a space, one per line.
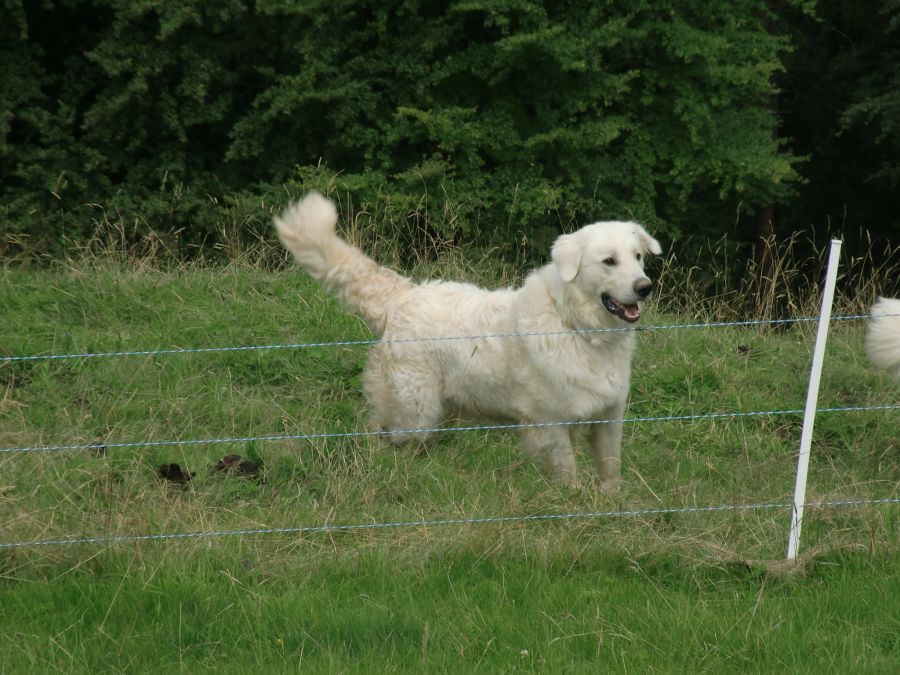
2, 312, 896, 364
2, 497, 897, 550
2, 403, 897, 455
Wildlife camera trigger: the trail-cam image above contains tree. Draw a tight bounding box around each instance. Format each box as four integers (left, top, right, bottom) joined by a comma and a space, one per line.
779, 0, 900, 258
2, 0, 802, 253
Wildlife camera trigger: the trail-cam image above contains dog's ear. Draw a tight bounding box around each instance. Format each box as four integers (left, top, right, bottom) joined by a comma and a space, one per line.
635, 225, 662, 256
551, 233, 584, 282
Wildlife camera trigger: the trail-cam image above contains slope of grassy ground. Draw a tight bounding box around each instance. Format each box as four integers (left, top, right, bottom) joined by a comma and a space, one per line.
1, 253, 898, 672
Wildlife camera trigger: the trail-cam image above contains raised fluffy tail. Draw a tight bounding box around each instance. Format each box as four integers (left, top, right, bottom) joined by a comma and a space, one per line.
274, 192, 413, 335
866, 297, 900, 381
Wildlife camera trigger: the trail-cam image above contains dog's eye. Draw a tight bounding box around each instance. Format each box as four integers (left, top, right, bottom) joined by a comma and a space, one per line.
603, 257, 617, 266
636, 253, 642, 261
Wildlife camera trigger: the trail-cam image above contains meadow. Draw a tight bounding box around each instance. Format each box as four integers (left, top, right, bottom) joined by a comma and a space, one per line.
1, 235, 898, 672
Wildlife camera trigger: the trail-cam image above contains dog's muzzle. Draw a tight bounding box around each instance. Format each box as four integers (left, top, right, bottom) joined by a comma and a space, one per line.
601, 279, 653, 323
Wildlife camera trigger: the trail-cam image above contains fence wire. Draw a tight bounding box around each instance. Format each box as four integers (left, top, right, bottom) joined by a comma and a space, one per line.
3, 312, 896, 364
2, 403, 897, 455
2, 497, 897, 550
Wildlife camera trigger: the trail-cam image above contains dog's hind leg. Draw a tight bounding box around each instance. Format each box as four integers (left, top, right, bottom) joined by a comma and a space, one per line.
363, 354, 395, 433
365, 362, 445, 447
521, 427, 577, 484
388, 383, 445, 447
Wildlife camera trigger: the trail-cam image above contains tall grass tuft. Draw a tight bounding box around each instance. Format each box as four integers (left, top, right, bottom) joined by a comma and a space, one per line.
653, 232, 899, 322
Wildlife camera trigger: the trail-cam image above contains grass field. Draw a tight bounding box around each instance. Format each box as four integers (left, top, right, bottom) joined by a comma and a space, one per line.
1, 246, 898, 672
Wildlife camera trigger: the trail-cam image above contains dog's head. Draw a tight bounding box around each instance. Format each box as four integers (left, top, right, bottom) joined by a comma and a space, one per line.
551, 221, 662, 324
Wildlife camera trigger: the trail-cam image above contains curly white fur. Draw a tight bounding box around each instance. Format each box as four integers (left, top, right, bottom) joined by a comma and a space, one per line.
866, 297, 900, 381
275, 192, 662, 486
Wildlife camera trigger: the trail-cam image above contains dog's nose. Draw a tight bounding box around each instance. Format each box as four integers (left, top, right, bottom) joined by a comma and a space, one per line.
634, 278, 653, 299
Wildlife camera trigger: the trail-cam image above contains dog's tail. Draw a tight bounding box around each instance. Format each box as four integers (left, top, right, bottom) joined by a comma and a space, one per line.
274, 192, 413, 335
866, 297, 900, 381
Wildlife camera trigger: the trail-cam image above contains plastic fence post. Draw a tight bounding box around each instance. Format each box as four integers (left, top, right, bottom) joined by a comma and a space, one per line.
787, 239, 842, 560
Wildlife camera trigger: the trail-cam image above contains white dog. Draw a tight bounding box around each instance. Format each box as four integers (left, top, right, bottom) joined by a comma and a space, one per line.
275, 193, 661, 486
866, 297, 900, 380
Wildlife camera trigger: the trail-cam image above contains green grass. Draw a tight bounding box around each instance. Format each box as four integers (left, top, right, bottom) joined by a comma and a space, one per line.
2, 548, 898, 672
1, 254, 898, 672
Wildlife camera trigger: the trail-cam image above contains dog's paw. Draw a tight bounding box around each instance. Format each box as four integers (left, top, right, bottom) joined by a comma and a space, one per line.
597, 476, 622, 492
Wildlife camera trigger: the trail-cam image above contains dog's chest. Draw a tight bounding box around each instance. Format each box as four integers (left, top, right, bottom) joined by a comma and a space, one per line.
556, 350, 628, 411
508, 334, 634, 419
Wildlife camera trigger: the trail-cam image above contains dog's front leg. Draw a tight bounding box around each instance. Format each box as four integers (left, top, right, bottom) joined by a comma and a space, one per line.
589, 402, 625, 489
521, 426, 577, 484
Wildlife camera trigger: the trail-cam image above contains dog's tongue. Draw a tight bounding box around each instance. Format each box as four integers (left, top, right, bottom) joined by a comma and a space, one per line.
622, 304, 640, 322
603, 295, 642, 323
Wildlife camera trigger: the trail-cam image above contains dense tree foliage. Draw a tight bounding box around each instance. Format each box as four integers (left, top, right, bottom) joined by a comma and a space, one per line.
0, 0, 896, 258
780, 0, 900, 249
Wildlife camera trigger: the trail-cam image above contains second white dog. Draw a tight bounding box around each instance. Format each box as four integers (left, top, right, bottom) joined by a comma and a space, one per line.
866, 297, 900, 381
275, 193, 661, 486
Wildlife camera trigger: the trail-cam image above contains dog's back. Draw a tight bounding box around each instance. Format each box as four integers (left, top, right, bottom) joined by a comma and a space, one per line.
866, 297, 900, 380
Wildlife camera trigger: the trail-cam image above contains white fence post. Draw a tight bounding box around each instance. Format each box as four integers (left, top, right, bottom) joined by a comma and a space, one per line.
786, 239, 842, 560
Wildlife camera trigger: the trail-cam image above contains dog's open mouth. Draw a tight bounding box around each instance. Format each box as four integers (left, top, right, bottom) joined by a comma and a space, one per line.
602, 294, 641, 323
